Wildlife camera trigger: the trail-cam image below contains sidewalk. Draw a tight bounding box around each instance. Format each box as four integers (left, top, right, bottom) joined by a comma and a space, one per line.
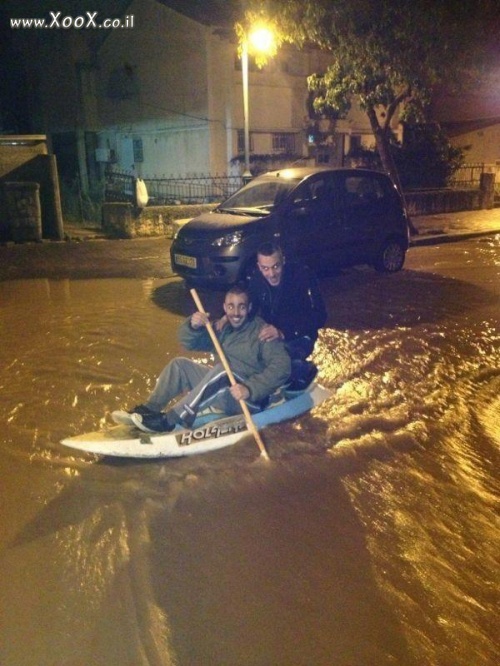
410, 207, 500, 246
63, 207, 500, 245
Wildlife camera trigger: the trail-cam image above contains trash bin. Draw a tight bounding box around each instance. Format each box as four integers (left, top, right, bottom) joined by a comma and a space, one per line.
2, 181, 42, 242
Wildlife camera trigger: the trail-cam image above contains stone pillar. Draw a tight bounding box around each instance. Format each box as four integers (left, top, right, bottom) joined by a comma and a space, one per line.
479, 172, 495, 209
44, 154, 65, 240
2, 182, 42, 242
101, 202, 135, 238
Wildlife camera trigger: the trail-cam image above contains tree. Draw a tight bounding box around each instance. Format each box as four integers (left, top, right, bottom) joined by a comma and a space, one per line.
239, 0, 499, 206
393, 124, 466, 189
342, 124, 467, 189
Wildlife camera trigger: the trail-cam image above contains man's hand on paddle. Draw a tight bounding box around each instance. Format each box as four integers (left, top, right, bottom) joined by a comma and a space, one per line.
191, 312, 230, 332
190, 311, 210, 329
259, 323, 283, 342
230, 383, 250, 401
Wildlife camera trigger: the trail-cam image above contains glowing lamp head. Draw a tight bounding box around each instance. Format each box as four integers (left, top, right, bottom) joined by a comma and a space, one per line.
248, 27, 274, 54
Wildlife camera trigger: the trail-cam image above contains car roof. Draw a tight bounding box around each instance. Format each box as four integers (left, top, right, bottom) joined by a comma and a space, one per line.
256, 166, 387, 180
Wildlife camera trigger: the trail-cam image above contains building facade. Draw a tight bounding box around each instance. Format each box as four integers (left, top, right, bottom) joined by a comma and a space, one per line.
89, 0, 382, 183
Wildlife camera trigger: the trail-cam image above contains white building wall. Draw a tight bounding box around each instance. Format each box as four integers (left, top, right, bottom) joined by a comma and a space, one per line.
206, 30, 235, 174
450, 125, 500, 164
96, 0, 212, 176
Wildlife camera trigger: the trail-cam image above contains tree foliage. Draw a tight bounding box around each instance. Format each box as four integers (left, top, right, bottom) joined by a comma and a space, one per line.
393, 125, 466, 189
239, 0, 499, 193
344, 124, 466, 189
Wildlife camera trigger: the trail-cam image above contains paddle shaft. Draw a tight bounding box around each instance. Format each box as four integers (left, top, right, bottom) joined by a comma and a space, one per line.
190, 288, 269, 460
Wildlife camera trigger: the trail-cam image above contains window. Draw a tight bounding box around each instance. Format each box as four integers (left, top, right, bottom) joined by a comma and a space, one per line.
342, 176, 385, 206
272, 133, 295, 154
292, 175, 336, 205
349, 136, 362, 153
133, 138, 143, 163
237, 130, 254, 154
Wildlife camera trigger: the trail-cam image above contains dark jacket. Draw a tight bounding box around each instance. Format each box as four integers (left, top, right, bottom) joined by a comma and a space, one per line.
248, 262, 327, 343
178, 315, 291, 402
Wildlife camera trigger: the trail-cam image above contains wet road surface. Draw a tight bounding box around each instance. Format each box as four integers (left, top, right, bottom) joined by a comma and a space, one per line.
0, 235, 499, 665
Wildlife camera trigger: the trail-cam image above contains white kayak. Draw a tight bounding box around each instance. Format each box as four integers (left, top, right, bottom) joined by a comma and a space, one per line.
61, 383, 331, 459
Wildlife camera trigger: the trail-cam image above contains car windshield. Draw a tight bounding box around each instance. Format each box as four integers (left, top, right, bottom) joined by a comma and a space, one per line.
218, 177, 300, 213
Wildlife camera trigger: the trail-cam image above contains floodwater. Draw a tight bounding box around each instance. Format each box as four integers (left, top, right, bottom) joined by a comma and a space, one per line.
0, 239, 499, 666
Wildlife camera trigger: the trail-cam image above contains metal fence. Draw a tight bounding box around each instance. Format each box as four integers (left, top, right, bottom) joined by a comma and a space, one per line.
449, 163, 499, 190
449, 163, 485, 189
104, 164, 499, 204
104, 170, 135, 203
104, 171, 244, 205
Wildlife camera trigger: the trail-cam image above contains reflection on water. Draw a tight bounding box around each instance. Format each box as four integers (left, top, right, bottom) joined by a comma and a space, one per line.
0, 272, 499, 665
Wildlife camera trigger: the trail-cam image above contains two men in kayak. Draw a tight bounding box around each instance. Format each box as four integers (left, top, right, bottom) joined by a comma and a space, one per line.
112, 284, 291, 433
113, 244, 326, 433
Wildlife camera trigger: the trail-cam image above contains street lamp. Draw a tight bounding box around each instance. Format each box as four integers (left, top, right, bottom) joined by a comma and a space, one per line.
240, 26, 275, 181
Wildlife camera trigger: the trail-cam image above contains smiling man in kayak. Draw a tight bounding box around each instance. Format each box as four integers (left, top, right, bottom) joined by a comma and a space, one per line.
112, 284, 291, 433
248, 242, 327, 391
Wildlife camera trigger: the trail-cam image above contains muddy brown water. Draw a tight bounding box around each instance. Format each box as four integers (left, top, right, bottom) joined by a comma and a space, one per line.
0, 237, 499, 665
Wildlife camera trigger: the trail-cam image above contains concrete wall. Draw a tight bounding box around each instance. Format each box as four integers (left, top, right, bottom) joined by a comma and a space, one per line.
0, 136, 64, 239
0, 182, 42, 242
406, 189, 481, 216
102, 202, 217, 239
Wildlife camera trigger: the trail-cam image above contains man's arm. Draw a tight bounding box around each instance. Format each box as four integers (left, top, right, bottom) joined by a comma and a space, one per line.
244, 339, 291, 402
304, 267, 327, 333
279, 266, 326, 341
178, 314, 214, 351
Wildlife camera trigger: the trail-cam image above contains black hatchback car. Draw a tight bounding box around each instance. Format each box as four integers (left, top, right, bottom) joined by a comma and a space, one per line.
171, 167, 410, 287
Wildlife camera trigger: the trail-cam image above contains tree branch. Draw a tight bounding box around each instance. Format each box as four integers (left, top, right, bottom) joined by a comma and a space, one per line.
385, 87, 411, 127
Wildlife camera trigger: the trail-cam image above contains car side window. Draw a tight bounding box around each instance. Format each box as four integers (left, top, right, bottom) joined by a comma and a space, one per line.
341, 176, 386, 207
292, 175, 336, 206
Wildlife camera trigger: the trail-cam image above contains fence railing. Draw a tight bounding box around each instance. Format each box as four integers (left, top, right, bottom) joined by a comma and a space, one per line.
105, 164, 499, 205
448, 163, 485, 189
104, 170, 136, 203
104, 171, 243, 205
449, 163, 499, 193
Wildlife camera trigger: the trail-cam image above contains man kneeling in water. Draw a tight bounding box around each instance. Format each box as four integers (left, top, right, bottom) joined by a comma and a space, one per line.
248, 242, 327, 391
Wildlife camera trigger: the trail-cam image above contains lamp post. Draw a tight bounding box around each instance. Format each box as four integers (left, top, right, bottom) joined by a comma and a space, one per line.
241, 38, 251, 181
240, 26, 275, 183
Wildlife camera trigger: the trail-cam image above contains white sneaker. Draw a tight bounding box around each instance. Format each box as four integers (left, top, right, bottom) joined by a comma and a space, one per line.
111, 410, 136, 426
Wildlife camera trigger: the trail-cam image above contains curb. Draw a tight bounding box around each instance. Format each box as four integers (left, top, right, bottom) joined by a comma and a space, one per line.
411, 228, 500, 247
10, 226, 500, 246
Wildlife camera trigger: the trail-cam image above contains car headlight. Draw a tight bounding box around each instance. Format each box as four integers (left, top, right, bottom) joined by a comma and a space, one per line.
212, 231, 244, 247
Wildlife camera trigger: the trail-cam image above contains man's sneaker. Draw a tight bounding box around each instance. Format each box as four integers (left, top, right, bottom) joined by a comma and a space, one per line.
131, 412, 175, 433
111, 404, 156, 426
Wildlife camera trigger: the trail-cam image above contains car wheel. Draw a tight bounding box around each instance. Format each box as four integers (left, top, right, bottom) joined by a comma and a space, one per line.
374, 238, 406, 273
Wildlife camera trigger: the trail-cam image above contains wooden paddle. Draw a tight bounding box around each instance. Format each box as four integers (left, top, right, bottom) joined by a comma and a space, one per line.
190, 288, 270, 460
